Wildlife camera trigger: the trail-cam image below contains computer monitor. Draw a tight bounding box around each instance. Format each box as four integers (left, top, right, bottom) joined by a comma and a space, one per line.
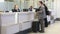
23, 9, 28, 12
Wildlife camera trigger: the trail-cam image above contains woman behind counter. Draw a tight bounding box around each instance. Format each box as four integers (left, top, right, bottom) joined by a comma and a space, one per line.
29, 6, 35, 12
12, 5, 20, 12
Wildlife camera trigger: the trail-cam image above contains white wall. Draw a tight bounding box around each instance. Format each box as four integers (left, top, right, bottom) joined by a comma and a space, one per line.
56, 0, 60, 18
0, 0, 4, 2
54, 0, 60, 18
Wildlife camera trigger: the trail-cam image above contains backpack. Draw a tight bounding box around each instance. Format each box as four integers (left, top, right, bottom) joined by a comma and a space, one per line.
44, 4, 49, 15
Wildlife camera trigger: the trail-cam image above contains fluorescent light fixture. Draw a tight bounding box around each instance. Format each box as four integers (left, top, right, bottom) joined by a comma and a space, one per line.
0, 0, 4, 2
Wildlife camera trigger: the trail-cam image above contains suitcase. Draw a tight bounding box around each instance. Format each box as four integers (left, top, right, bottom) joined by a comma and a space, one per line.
32, 21, 39, 32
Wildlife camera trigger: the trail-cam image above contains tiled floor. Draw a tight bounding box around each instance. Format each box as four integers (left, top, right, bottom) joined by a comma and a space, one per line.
29, 21, 60, 34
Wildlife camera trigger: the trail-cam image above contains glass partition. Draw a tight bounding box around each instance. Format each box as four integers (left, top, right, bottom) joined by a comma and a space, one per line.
0, 0, 54, 11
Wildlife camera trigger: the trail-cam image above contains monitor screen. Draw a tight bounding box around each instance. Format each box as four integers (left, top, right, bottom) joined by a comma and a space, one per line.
23, 9, 28, 12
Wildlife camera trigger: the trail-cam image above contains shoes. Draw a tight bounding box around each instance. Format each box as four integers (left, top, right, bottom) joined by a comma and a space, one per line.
45, 26, 48, 27
32, 31, 38, 33
39, 30, 45, 33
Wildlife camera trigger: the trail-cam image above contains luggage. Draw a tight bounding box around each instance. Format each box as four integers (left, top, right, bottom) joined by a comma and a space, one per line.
32, 21, 39, 32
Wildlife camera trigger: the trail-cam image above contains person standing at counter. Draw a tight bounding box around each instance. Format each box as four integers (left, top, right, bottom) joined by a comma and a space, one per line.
37, 1, 46, 33
12, 5, 20, 12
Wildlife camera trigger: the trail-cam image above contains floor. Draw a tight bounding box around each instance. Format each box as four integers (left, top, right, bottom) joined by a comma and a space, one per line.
29, 21, 60, 34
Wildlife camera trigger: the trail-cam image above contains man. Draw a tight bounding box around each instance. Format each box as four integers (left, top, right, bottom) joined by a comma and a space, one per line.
12, 5, 20, 12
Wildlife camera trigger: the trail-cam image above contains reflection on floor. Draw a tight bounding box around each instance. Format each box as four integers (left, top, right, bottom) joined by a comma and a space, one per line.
29, 21, 60, 34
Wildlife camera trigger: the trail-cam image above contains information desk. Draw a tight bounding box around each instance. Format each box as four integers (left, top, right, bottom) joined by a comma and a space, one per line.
0, 12, 35, 34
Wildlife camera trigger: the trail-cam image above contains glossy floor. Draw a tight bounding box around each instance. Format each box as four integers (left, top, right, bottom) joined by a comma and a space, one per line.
29, 21, 60, 34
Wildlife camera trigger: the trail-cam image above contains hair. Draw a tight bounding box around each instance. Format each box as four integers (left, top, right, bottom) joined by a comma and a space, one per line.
14, 5, 17, 9
39, 1, 43, 5
30, 6, 33, 8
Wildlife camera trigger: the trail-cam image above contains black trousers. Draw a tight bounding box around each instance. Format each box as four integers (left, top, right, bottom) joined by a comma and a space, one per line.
44, 18, 48, 27
39, 19, 45, 31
